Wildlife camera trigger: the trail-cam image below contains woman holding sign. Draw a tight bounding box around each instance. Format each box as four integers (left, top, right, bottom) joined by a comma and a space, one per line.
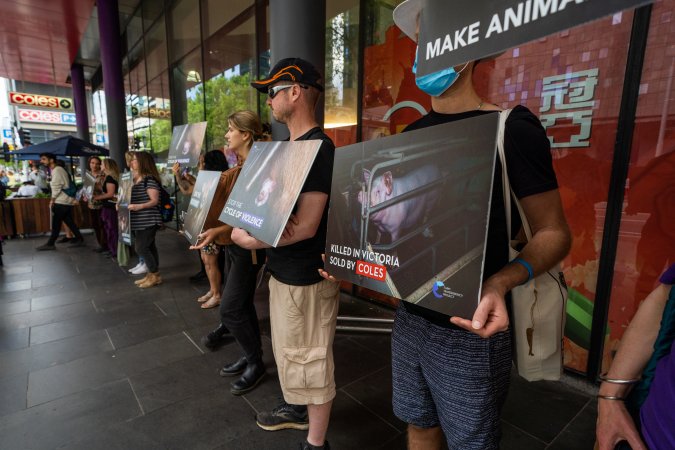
192, 110, 268, 395
194, 150, 229, 307
128, 152, 164, 288
93, 159, 120, 259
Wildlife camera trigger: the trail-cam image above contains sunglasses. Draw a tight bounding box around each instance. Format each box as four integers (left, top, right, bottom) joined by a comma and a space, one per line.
267, 84, 308, 99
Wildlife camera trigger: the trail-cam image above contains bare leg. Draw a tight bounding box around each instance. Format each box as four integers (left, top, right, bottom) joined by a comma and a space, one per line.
307, 401, 333, 447
202, 252, 221, 297
408, 425, 443, 450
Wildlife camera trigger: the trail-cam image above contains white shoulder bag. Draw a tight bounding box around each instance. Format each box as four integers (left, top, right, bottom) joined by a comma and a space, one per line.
497, 109, 568, 382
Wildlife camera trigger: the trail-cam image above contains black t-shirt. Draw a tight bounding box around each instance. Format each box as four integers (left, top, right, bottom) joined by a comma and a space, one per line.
102, 175, 119, 208
265, 127, 335, 285
402, 105, 558, 328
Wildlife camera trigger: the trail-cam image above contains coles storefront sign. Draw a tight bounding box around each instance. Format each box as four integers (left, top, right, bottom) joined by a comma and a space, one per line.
18, 108, 77, 125
9, 92, 73, 110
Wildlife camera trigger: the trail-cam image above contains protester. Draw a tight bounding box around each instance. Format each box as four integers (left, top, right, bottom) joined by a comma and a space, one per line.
595, 263, 675, 450
93, 159, 120, 259
342, 3, 569, 449
194, 110, 268, 395
191, 150, 229, 308
36, 153, 85, 251
85, 156, 107, 253
128, 151, 163, 288
232, 59, 338, 450
173, 155, 209, 283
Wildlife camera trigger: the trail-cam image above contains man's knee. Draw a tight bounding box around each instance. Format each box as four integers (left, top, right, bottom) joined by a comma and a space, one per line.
408, 425, 443, 450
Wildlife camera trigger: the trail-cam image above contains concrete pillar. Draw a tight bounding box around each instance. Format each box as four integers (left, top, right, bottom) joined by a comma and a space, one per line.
70, 64, 90, 171
97, 0, 128, 167
269, 0, 326, 140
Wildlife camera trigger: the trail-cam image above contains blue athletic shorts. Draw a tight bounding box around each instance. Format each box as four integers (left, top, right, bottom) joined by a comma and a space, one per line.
391, 304, 512, 450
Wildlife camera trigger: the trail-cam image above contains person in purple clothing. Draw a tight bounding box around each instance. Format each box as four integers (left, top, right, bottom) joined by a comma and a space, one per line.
596, 263, 675, 450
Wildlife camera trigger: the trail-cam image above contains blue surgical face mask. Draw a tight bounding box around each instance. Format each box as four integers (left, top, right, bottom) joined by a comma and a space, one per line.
412, 46, 469, 97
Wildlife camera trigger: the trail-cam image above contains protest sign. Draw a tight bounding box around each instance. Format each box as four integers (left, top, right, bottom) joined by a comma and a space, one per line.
117, 172, 133, 245
167, 122, 207, 167
325, 114, 499, 319
218, 140, 322, 247
416, 0, 652, 76
182, 170, 221, 246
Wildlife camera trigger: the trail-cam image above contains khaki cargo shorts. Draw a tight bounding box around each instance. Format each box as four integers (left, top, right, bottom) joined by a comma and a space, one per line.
269, 276, 340, 405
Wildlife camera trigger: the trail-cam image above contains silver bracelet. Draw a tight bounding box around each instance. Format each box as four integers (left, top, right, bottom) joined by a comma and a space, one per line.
599, 373, 640, 384
597, 394, 624, 401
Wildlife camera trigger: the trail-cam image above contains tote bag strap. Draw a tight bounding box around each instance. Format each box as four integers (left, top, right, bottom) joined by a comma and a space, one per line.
496, 109, 533, 242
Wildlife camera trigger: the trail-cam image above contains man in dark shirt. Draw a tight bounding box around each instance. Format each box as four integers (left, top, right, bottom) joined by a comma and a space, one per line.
384, 2, 571, 449
232, 57, 339, 450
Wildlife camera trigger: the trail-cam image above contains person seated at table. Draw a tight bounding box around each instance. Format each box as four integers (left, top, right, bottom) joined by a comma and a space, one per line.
15, 180, 39, 197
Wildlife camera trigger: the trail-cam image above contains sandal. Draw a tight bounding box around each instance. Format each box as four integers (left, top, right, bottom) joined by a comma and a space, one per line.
197, 292, 213, 303
201, 294, 221, 309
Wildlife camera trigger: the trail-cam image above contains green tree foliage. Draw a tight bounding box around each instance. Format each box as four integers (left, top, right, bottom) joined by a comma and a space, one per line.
187, 74, 257, 150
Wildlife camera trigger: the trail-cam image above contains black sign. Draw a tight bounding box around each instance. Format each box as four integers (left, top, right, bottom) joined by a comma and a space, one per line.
416, 0, 652, 76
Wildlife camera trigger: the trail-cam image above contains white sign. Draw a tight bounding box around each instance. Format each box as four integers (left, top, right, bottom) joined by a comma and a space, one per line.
17, 108, 77, 125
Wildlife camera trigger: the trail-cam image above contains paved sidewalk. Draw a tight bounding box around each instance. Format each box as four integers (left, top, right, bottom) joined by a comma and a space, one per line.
0, 230, 597, 449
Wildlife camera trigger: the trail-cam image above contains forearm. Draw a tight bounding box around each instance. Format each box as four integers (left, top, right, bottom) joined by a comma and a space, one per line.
488, 224, 571, 293
599, 284, 669, 396
231, 227, 270, 250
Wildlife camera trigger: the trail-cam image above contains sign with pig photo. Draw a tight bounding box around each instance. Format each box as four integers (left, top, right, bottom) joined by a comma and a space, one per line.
218, 140, 322, 247
325, 114, 499, 319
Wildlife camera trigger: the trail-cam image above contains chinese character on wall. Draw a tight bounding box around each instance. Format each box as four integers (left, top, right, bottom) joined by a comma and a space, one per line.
539, 69, 599, 148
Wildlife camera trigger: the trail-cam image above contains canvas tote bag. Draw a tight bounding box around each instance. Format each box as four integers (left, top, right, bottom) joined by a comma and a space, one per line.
497, 109, 568, 381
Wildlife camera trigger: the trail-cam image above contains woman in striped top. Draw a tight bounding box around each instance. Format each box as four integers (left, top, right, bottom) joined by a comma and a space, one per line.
128, 151, 163, 288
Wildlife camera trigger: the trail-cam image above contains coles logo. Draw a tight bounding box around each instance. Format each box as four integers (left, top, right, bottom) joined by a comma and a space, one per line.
9, 92, 73, 110
18, 109, 61, 123
355, 260, 386, 281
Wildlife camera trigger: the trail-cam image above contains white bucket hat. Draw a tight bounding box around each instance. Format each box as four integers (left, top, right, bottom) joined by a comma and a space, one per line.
393, 0, 422, 42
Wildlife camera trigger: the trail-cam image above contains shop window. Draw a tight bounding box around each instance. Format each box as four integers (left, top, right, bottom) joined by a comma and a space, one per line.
604, 0, 675, 372
147, 72, 172, 155
168, 0, 201, 63
143, 0, 164, 31
201, 0, 253, 40
92, 90, 108, 147
145, 19, 168, 82
324, 0, 360, 147
171, 46, 205, 126
202, 14, 258, 151
126, 7, 143, 50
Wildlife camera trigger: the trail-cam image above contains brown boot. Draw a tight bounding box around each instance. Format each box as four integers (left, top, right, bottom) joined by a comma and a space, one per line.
139, 272, 162, 288
134, 274, 150, 285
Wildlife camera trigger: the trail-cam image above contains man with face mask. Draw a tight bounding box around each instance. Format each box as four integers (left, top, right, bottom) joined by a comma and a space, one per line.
388, 1, 572, 449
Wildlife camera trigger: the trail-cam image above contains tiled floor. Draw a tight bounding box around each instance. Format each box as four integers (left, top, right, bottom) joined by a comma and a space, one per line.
0, 230, 598, 449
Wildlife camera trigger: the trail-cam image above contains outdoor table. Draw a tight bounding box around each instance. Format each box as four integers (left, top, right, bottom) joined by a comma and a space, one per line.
7, 198, 92, 235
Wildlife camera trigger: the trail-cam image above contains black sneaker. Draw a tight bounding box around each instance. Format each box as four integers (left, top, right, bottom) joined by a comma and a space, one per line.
201, 324, 230, 350
56, 236, 72, 244
256, 402, 309, 431
36, 243, 56, 251
300, 440, 330, 450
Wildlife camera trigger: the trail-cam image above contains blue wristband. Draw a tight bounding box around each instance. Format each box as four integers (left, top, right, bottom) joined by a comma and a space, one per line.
512, 257, 534, 284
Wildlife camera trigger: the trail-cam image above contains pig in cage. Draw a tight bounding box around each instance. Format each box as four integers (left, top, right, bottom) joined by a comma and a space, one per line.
344, 141, 493, 299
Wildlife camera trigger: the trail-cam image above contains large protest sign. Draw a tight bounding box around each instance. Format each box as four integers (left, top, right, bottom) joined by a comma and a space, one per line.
182, 170, 221, 246
416, 0, 652, 76
218, 141, 322, 247
117, 172, 133, 245
324, 114, 499, 319
167, 122, 207, 167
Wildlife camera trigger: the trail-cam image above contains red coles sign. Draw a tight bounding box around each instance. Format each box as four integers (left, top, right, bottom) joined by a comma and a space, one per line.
8, 92, 73, 110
